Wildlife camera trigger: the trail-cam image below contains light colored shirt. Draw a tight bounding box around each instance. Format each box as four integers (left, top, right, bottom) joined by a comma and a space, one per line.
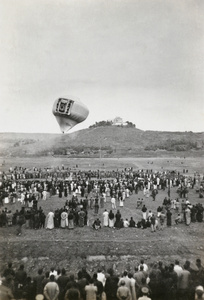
174, 265, 183, 278
117, 286, 131, 300
85, 284, 97, 300
97, 272, 106, 286
138, 296, 151, 300
44, 281, 59, 300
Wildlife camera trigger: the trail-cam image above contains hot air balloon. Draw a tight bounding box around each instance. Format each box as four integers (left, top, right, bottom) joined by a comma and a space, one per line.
52, 97, 89, 133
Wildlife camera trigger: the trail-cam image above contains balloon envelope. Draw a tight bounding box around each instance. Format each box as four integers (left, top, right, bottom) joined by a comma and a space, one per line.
52, 97, 89, 133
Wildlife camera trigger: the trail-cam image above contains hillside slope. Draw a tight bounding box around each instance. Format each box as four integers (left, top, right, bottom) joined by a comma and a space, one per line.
0, 127, 204, 157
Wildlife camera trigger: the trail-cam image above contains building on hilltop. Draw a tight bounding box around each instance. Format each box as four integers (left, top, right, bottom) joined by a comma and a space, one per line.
112, 117, 128, 126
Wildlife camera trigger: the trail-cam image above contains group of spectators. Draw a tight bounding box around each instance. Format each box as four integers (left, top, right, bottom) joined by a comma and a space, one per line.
0, 166, 204, 300
0, 165, 203, 208
1, 258, 204, 300
1, 197, 202, 235
0, 164, 203, 235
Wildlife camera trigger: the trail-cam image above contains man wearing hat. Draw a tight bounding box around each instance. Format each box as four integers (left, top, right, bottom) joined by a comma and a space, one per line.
138, 287, 151, 300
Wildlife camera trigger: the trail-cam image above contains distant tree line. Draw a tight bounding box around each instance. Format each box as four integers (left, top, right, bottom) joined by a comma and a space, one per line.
89, 120, 135, 128
145, 139, 201, 151
89, 120, 113, 128
51, 145, 113, 156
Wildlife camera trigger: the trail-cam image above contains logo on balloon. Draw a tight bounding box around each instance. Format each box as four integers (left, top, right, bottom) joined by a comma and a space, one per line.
59, 101, 66, 113
56, 98, 74, 115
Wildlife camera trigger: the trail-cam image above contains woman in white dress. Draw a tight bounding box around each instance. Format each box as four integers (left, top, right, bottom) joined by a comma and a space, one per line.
103, 209, 109, 227
122, 190, 126, 201
125, 188, 130, 198
61, 210, 68, 228
119, 196, 124, 207
46, 210, 55, 229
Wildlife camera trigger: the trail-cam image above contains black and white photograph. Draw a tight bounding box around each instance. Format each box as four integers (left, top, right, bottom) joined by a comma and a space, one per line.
0, 1, 204, 300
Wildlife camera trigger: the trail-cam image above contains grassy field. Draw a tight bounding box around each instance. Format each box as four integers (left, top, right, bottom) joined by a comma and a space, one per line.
1, 155, 204, 174
0, 155, 204, 277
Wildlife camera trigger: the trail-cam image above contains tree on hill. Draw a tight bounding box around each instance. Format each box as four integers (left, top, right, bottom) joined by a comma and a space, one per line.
89, 120, 113, 128
126, 121, 136, 128
89, 120, 136, 128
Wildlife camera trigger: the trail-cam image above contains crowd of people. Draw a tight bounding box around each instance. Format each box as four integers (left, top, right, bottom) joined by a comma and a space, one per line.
1, 257, 204, 300
0, 166, 204, 300
0, 165, 203, 234
0, 193, 203, 235
0, 165, 203, 207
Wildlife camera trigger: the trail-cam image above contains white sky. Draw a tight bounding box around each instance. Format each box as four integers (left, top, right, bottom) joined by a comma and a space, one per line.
0, 0, 203, 133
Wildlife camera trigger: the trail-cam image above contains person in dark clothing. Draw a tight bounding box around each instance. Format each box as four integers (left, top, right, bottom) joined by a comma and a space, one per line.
33, 268, 44, 295
54, 209, 61, 228
65, 287, 80, 300
196, 204, 204, 222
108, 210, 114, 227
166, 209, 172, 227
141, 218, 147, 229
92, 218, 101, 230
77, 271, 88, 300
114, 210, 122, 229
78, 268, 91, 282
22, 277, 36, 300
59, 188, 62, 198
65, 274, 78, 295
104, 269, 119, 300
57, 268, 69, 300
33, 198, 38, 211
3, 262, 15, 279
12, 210, 19, 226
16, 213, 25, 236
25, 210, 31, 229
34, 212, 40, 229
148, 263, 162, 300
42, 271, 50, 291
39, 211, 46, 228
129, 217, 136, 228
14, 264, 27, 298
94, 198, 99, 214
1, 210, 7, 227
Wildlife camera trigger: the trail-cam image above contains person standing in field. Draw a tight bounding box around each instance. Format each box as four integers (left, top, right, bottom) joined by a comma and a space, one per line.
185, 206, 191, 225
103, 209, 109, 227
85, 278, 98, 300
111, 195, 116, 210
44, 275, 59, 300
94, 198, 99, 214
16, 212, 24, 236
150, 214, 156, 232
119, 196, 124, 208
46, 210, 55, 229
108, 210, 115, 228
117, 280, 131, 300
166, 209, 172, 227
141, 205, 147, 220
42, 190, 47, 201
78, 209, 86, 227
60, 209, 68, 228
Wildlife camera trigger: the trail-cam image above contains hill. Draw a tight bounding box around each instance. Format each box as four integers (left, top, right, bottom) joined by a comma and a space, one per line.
0, 127, 204, 157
